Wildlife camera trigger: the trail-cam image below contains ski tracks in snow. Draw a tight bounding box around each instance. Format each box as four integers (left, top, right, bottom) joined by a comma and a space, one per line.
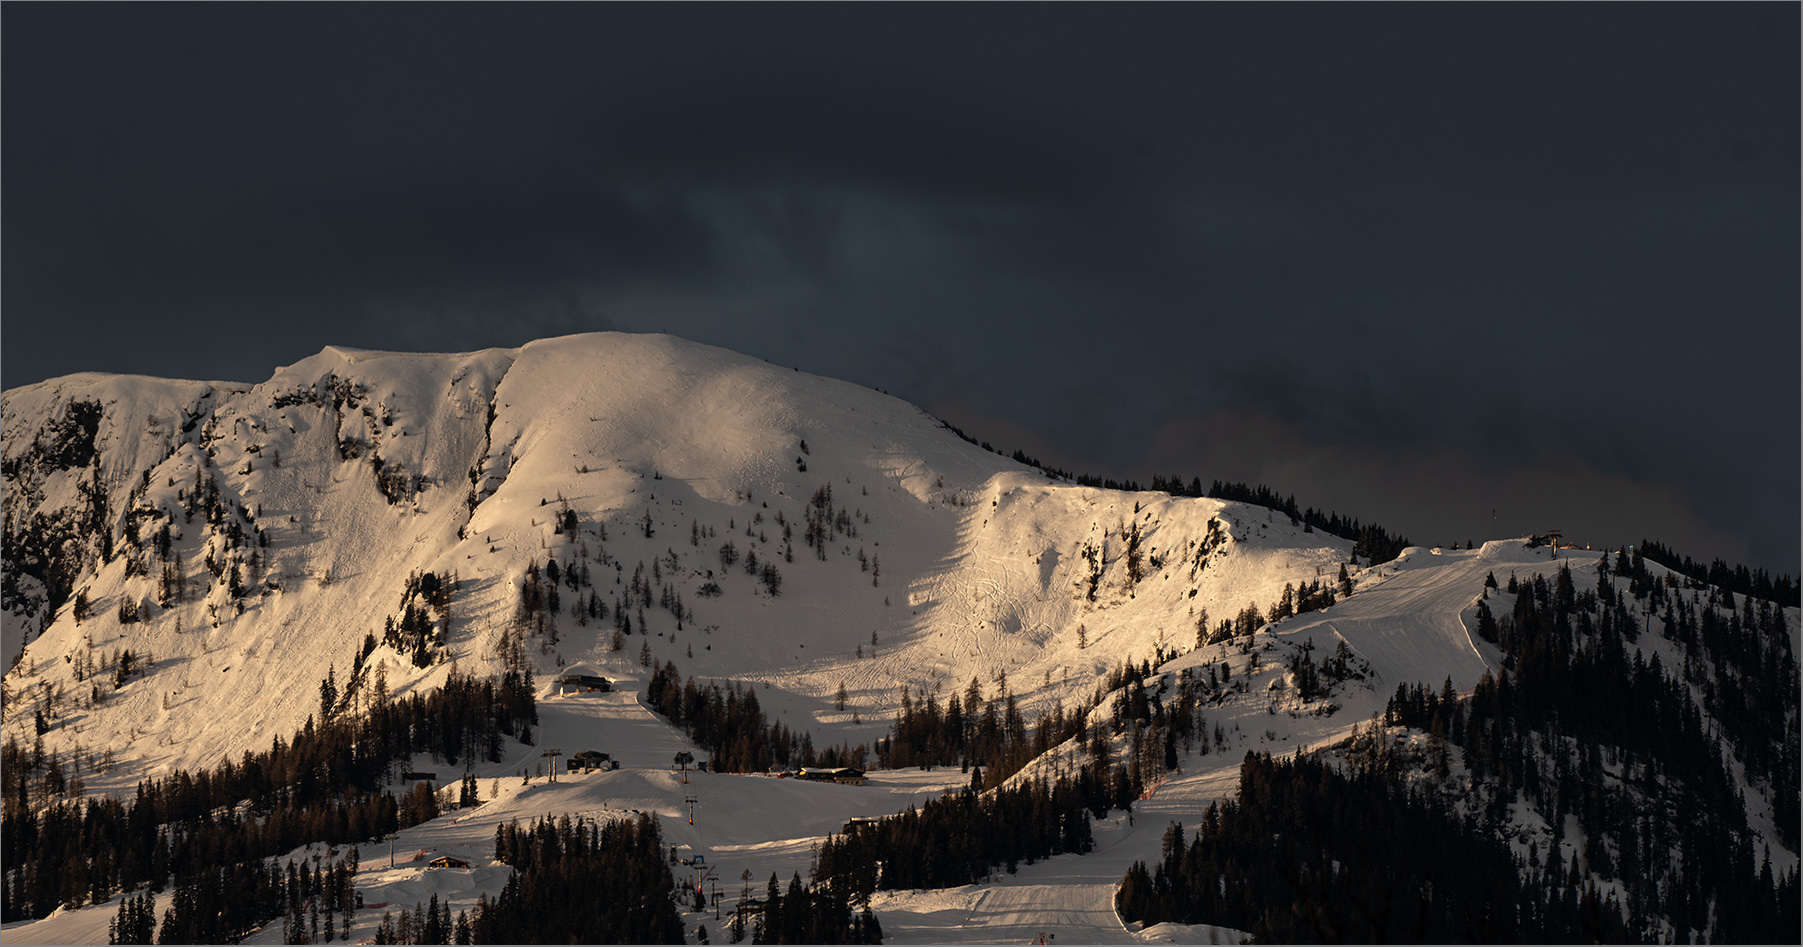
1273, 548, 1511, 696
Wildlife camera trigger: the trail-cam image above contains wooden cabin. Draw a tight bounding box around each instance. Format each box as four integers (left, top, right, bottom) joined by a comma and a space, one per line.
556, 673, 612, 695
797, 767, 866, 786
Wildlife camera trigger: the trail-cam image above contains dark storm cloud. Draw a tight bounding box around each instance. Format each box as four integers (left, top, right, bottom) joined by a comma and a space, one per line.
3, 3, 1796, 573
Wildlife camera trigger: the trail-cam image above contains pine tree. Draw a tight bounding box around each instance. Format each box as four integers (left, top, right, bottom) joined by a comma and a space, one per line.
319, 667, 337, 722
1476, 600, 1499, 643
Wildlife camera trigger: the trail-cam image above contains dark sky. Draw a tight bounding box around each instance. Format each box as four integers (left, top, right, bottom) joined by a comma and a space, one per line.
5, 3, 1798, 576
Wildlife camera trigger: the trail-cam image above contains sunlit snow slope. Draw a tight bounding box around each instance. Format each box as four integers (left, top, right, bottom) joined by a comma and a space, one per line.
7, 332, 1790, 945
3, 332, 1363, 784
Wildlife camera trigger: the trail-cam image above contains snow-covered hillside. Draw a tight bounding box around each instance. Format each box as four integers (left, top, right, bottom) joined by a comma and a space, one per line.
5, 332, 1795, 944
2, 332, 1373, 785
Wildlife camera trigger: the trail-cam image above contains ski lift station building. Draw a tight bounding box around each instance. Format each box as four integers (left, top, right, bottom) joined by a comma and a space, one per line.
567, 750, 617, 773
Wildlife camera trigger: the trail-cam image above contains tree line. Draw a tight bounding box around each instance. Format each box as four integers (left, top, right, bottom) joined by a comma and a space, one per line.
876, 655, 1227, 790
1205, 479, 1412, 564
930, 413, 1425, 565
815, 765, 1128, 898
644, 662, 868, 773
3, 668, 536, 923
415, 812, 685, 944
363, 792, 683, 944
728, 870, 883, 944
1636, 537, 1798, 608
111, 845, 362, 945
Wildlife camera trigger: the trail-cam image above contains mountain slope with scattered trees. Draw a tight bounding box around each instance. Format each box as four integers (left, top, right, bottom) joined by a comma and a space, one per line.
3, 332, 1794, 945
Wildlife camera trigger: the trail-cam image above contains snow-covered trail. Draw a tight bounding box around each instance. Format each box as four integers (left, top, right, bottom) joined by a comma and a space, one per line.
874, 762, 1246, 945
1271, 541, 1560, 698
892, 881, 1137, 945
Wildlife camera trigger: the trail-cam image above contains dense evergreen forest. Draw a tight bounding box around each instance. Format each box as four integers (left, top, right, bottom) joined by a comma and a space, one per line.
4, 668, 536, 935
643, 662, 868, 773
104, 845, 363, 945
472, 813, 682, 944
814, 765, 1122, 897
875, 667, 1100, 781
357, 813, 685, 944
718, 869, 884, 945
1120, 552, 1801, 943
1120, 751, 1555, 941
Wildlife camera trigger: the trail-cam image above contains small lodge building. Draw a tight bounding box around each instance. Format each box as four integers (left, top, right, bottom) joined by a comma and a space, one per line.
567, 750, 616, 773
427, 856, 470, 869
556, 673, 612, 695
797, 767, 866, 786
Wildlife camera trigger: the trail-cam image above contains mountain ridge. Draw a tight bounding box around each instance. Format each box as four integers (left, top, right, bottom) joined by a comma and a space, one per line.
7, 331, 1301, 780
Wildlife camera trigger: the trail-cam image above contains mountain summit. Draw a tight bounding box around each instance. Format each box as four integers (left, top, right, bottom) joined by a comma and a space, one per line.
1, 332, 1390, 777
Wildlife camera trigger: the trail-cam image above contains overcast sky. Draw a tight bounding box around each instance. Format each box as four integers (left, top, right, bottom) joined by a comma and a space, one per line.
4, 3, 1797, 576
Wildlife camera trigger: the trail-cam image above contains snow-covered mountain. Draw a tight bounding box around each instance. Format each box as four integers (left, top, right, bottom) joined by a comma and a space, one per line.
1, 332, 1372, 781
4, 332, 1796, 944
